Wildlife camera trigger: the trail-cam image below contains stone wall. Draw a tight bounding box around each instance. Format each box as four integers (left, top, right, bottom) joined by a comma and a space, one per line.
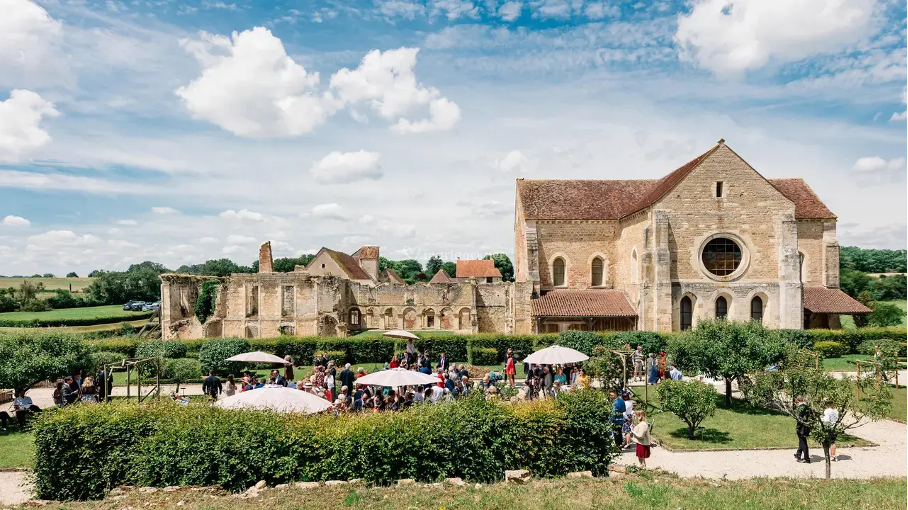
535, 220, 619, 290
797, 220, 825, 286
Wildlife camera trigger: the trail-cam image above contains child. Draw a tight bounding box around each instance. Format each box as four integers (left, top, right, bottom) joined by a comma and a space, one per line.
631, 409, 651, 468
822, 401, 839, 461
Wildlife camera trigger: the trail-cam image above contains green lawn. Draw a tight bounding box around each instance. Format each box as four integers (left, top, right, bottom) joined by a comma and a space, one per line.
822, 354, 907, 373
52, 477, 908, 510
0, 276, 94, 292
841, 300, 907, 329
635, 392, 870, 451
0, 304, 148, 321
888, 386, 906, 422
0, 430, 34, 469
0, 318, 149, 335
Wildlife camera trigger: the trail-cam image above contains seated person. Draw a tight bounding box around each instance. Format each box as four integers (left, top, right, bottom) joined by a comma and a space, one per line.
0, 391, 42, 430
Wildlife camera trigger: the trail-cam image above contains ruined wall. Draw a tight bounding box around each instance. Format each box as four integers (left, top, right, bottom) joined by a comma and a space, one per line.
347, 281, 475, 331
475, 283, 512, 334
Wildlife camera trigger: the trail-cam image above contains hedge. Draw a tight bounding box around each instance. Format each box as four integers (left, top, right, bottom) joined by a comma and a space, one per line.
471, 347, 499, 366
0, 311, 153, 328
34, 390, 616, 500
198, 338, 251, 375
135, 340, 188, 360
813, 341, 846, 359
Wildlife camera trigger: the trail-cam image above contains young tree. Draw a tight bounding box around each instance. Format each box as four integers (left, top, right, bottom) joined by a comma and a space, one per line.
657, 380, 718, 438
164, 358, 202, 394
584, 344, 627, 394
745, 346, 891, 479
0, 332, 91, 397
867, 302, 905, 327
15, 280, 45, 309
667, 320, 785, 406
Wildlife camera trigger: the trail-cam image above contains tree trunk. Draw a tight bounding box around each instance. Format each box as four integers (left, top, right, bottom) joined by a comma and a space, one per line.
724, 378, 733, 407
823, 442, 831, 480
688, 424, 696, 439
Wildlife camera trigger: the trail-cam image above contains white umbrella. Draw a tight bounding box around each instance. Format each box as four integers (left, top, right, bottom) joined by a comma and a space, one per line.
225, 351, 290, 364
523, 345, 589, 365
382, 330, 420, 340
215, 386, 332, 414
353, 368, 439, 387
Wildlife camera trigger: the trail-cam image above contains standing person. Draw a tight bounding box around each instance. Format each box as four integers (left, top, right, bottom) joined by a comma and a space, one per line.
224, 374, 237, 397
631, 410, 651, 468
621, 391, 634, 448
822, 401, 839, 462
436, 352, 449, 371
505, 348, 517, 388
63, 376, 79, 405
669, 364, 683, 381
632, 346, 644, 382
610, 390, 627, 447
67, 375, 81, 403
317, 352, 328, 368
647, 354, 660, 385
202, 370, 222, 401
339, 363, 355, 393
658, 352, 667, 381
794, 397, 813, 463
543, 365, 554, 398
80, 376, 97, 403
406, 339, 417, 365
326, 364, 336, 396
284, 356, 295, 382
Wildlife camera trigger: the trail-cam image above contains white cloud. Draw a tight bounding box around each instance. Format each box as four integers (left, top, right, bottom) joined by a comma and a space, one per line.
497, 150, 531, 173
498, 1, 523, 21
329, 47, 461, 132
108, 239, 139, 249
219, 208, 265, 221
676, 0, 878, 75
0, 0, 64, 87
890, 86, 906, 121
26, 230, 99, 251
375, 0, 426, 20
116, 219, 138, 226
152, 206, 180, 214
199, 236, 219, 244
852, 156, 905, 173
0, 89, 60, 162
471, 200, 511, 218
359, 214, 375, 224
1, 215, 30, 227
377, 223, 417, 238
341, 235, 371, 245
531, 0, 574, 19
431, 0, 479, 20
584, 1, 619, 20
310, 150, 383, 183
226, 234, 257, 245
0, 169, 149, 194
176, 27, 333, 138
312, 203, 348, 220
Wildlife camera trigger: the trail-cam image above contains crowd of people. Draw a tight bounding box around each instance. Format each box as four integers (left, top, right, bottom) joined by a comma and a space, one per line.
1, 368, 113, 431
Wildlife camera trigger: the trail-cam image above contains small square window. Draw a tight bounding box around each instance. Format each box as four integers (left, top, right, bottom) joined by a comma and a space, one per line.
321, 263, 326, 268
716, 181, 724, 198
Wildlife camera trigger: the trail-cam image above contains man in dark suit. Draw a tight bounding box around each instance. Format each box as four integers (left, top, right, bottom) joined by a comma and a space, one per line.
202, 370, 222, 400
272, 370, 287, 386
794, 397, 813, 463
317, 352, 328, 368
436, 352, 449, 371
339, 363, 355, 392
419, 352, 432, 374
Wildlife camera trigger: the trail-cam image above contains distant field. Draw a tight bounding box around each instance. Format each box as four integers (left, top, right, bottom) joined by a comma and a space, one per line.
0, 276, 94, 294
841, 300, 907, 329
0, 304, 146, 321
0, 318, 149, 334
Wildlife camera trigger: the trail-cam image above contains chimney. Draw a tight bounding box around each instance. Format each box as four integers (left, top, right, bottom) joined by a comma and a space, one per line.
258, 241, 273, 273
353, 245, 379, 281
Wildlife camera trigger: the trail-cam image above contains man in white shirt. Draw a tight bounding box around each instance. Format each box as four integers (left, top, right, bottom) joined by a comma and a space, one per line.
1, 392, 42, 430
405, 339, 417, 365
822, 401, 840, 461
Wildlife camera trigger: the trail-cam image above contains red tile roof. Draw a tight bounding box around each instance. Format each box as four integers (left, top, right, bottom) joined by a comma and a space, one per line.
803, 287, 871, 314
379, 268, 405, 284
531, 289, 637, 317
352, 246, 379, 260
429, 270, 455, 283
456, 259, 502, 278
308, 248, 373, 280
630, 145, 720, 216
767, 179, 837, 219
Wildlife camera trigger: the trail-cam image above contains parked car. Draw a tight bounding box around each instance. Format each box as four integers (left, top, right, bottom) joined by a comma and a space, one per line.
142, 301, 160, 312
123, 300, 143, 311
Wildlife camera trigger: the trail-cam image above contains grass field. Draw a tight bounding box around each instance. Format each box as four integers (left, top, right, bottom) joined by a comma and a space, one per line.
0, 305, 147, 321
47, 476, 908, 509
841, 300, 907, 329
889, 386, 906, 422
0, 318, 149, 334
821, 354, 907, 372
0, 276, 94, 297
0, 430, 33, 469
635, 392, 869, 451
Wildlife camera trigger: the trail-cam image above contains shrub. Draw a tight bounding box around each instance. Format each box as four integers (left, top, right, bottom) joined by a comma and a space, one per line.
813, 341, 846, 359
163, 358, 202, 392
0, 311, 154, 328
868, 302, 905, 327
198, 338, 251, 376
0, 331, 91, 396
609, 331, 665, 355
657, 380, 718, 439
86, 337, 139, 357
136, 340, 188, 360
322, 350, 348, 366
471, 347, 498, 366
557, 330, 604, 356
34, 391, 616, 500
779, 329, 815, 349
194, 281, 219, 324
89, 351, 124, 372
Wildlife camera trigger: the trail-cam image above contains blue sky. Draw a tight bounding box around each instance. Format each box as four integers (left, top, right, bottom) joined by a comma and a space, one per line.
0, 0, 905, 276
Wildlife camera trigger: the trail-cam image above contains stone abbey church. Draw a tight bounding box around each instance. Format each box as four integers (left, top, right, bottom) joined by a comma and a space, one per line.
160, 140, 869, 340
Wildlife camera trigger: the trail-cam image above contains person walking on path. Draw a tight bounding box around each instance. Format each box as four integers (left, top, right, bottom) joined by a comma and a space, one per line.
794, 397, 813, 463
610, 390, 627, 448
202, 371, 222, 401
631, 409, 652, 468
632, 346, 644, 382
505, 348, 517, 388
284, 355, 295, 382
822, 401, 839, 462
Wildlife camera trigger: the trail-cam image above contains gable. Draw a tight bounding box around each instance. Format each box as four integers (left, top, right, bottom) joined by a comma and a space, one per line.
305, 248, 372, 280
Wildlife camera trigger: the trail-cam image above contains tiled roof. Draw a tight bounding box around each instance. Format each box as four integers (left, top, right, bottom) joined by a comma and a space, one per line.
352, 246, 380, 260
531, 289, 637, 317
456, 259, 502, 278
379, 268, 405, 284
516, 145, 719, 220
429, 270, 455, 283
315, 248, 372, 280
803, 287, 871, 314
767, 179, 837, 219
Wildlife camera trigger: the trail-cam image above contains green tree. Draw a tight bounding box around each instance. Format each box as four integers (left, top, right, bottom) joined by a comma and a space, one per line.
667, 320, 785, 406
657, 380, 718, 439
86, 267, 160, 304
584, 344, 627, 394
852, 291, 875, 328
871, 274, 907, 301
441, 261, 457, 278
840, 268, 872, 298
867, 302, 905, 327
42, 273, 54, 278
744, 345, 891, 479
0, 332, 91, 397
483, 253, 514, 281
426, 255, 443, 276
163, 358, 202, 394
16, 280, 45, 309
66, 272, 78, 278
127, 261, 171, 274
0, 288, 17, 312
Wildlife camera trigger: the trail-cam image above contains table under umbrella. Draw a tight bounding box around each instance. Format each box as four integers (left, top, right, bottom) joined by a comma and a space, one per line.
225, 351, 290, 364
382, 330, 420, 340
353, 368, 439, 387
522, 345, 589, 365
215, 385, 332, 414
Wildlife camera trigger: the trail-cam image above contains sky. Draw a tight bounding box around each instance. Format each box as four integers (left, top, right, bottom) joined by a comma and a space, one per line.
0, 0, 905, 276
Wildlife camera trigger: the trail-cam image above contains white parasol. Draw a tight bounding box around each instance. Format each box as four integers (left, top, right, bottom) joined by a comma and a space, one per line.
522, 345, 589, 365
352, 368, 440, 387
382, 330, 420, 340
215, 386, 332, 414
225, 351, 291, 364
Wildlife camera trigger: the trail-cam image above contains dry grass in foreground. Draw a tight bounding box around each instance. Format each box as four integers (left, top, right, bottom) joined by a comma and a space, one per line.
30, 474, 907, 510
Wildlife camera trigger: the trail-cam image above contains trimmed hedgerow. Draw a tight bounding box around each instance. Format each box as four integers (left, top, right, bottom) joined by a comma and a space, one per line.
813, 340, 846, 359
198, 338, 251, 375
135, 340, 187, 360
471, 347, 498, 366
33, 389, 616, 500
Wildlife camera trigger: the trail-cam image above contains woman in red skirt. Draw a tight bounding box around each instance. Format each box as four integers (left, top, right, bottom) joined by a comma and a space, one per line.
631, 409, 652, 468
505, 348, 517, 388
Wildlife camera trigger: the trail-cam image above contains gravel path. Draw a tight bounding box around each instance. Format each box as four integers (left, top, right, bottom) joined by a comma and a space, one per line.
0, 472, 31, 506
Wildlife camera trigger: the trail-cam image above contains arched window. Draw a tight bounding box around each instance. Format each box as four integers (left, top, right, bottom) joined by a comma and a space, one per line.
349, 308, 360, 326
680, 296, 692, 331
750, 296, 763, 323
591, 257, 604, 287
553, 257, 566, 287
631, 249, 639, 283
715, 296, 728, 319
799, 252, 805, 282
